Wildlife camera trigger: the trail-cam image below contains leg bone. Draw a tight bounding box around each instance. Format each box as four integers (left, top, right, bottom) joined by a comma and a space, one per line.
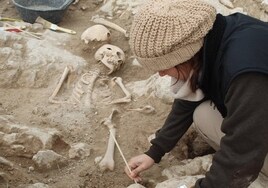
99, 127, 116, 171
49, 66, 72, 104
99, 109, 118, 171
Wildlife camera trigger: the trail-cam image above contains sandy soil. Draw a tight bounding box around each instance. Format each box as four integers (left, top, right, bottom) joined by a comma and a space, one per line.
0, 0, 267, 188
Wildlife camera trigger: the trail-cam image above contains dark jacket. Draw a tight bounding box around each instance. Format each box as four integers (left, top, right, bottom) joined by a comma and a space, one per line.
145, 13, 268, 188
200, 13, 268, 117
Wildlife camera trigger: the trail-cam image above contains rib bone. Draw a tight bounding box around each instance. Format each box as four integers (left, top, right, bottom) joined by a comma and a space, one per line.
68, 73, 89, 104
92, 17, 128, 37
84, 69, 100, 108
109, 77, 131, 104
99, 109, 118, 171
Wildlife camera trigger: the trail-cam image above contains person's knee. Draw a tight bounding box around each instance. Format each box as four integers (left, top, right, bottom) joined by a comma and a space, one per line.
193, 101, 211, 132
193, 101, 223, 150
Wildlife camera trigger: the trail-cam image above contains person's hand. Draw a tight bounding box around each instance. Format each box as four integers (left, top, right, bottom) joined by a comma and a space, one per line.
125, 154, 155, 182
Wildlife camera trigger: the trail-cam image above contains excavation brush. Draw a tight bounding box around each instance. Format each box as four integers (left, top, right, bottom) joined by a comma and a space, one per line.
35, 16, 76, 35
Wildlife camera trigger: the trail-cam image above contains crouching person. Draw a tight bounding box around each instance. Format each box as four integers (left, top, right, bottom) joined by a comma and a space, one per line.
125, 0, 268, 187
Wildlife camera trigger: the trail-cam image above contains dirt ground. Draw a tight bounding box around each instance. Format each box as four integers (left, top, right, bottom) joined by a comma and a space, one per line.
0, 0, 267, 188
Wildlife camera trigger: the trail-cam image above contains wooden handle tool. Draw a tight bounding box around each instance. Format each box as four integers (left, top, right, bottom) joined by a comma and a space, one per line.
35, 16, 76, 35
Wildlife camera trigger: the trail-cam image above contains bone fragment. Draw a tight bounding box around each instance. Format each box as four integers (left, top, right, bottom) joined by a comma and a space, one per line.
99, 109, 118, 171
127, 105, 156, 114
219, 0, 234, 8
0, 156, 13, 167
109, 77, 131, 104
49, 66, 73, 104
73, 0, 79, 5
92, 17, 128, 37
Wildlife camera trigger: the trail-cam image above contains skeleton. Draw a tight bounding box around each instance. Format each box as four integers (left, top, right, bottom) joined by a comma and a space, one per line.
92, 17, 128, 37
94, 44, 125, 75
99, 109, 118, 171
81, 24, 110, 44
49, 67, 99, 106
49, 66, 74, 104
127, 105, 156, 114
109, 77, 131, 104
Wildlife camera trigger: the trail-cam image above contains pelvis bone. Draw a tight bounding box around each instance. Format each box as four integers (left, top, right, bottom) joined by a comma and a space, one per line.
94, 44, 125, 75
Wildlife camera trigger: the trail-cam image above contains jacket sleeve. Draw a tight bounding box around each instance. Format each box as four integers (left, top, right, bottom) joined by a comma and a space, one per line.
145, 98, 204, 163
195, 73, 268, 188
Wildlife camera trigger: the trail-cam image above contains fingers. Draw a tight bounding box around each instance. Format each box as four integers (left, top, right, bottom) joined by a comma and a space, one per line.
124, 165, 142, 182
130, 163, 146, 177
124, 154, 155, 182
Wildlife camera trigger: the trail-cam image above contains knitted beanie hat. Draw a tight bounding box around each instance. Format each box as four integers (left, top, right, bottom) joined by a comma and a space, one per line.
129, 0, 216, 72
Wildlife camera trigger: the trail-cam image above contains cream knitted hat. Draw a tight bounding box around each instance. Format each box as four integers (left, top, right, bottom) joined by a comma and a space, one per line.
129, 0, 216, 72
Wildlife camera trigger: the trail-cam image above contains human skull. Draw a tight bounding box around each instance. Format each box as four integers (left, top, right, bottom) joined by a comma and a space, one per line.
94, 44, 125, 74
81, 24, 110, 44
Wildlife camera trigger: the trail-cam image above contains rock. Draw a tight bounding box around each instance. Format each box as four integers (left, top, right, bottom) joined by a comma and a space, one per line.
27, 183, 50, 188
69, 143, 91, 159
127, 73, 173, 104
20, 183, 50, 188
203, 0, 246, 15
261, 0, 268, 12
127, 183, 146, 188
0, 114, 69, 158
155, 175, 204, 188
0, 31, 87, 88
162, 155, 213, 179
158, 154, 268, 187
32, 150, 67, 171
